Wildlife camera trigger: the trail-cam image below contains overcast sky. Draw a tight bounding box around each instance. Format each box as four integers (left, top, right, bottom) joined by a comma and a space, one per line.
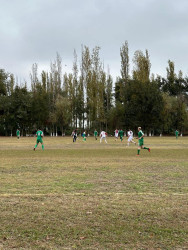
0, 0, 188, 85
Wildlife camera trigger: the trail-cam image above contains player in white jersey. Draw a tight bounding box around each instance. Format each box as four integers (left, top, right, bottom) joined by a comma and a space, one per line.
114, 129, 119, 141
127, 129, 136, 146
100, 131, 107, 143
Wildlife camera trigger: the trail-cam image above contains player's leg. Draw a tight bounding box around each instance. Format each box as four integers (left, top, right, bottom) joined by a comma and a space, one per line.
137, 145, 141, 155
34, 140, 39, 150
40, 139, 44, 150
143, 145, 150, 151
141, 143, 150, 152
131, 138, 136, 145
127, 137, 130, 146
137, 140, 144, 155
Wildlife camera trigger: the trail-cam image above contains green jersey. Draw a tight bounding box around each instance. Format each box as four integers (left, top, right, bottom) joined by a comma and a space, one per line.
16, 130, 20, 136
36, 130, 43, 140
94, 130, 98, 137
34, 130, 44, 150
138, 130, 144, 146
175, 130, 179, 136
138, 130, 144, 142
119, 130, 124, 137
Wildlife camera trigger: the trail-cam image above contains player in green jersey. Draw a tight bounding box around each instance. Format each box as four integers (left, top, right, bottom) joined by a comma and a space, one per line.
136, 127, 150, 155
119, 129, 124, 142
16, 129, 20, 139
33, 128, 44, 150
94, 129, 98, 140
82, 131, 87, 142
175, 130, 179, 139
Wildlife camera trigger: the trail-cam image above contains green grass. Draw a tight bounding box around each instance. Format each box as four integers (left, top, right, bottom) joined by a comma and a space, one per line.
0, 136, 188, 249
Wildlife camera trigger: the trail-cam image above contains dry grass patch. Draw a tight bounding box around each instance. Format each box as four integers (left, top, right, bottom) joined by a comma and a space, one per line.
0, 136, 187, 249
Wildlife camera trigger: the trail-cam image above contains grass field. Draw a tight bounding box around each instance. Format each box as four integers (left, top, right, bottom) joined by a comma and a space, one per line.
0, 136, 187, 249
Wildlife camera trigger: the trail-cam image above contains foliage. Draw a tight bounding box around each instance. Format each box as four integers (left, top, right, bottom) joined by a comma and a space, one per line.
0, 43, 188, 135
123, 80, 164, 132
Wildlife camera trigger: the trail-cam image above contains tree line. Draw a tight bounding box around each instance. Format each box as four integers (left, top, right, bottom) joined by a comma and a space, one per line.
0, 42, 188, 136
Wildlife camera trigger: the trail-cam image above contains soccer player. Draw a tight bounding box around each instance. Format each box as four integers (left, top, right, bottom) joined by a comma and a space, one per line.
136, 127, 150, 155
175, 130, 179, 139
127, 129, 136, 146
72, 130, 77, 142
16, 129, 20, 139
82, 131, 86, 142
100, 131, 107, 143
114, 129, 119, 141
94, 129, 98, 140
33, 128, 44, 151
119, 129, 124, 142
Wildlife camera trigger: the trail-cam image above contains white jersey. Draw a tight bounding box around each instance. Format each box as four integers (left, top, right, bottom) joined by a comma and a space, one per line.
127, 130, 133, 138
72, 131, 77, 138
128, 130, 134, 142
114, 130, 119, 137
100, 131, 106, 137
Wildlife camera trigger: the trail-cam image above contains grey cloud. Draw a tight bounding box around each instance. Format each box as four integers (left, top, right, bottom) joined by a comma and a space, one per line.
0, 0, 188, 83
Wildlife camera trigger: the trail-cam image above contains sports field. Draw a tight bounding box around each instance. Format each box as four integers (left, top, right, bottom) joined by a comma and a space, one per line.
0, 136, 187, 249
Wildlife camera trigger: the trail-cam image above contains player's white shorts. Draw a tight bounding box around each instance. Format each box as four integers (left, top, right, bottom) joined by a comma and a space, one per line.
128, 136, 133, 142
115, 133, 118, 138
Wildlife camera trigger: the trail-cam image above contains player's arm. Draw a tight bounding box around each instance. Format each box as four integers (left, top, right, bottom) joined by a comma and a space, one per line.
136, 132, 143, 139
139, 133, 144, 139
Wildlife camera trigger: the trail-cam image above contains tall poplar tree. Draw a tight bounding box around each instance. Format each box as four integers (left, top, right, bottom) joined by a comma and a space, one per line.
120, 40, 129, 84
132, 50, 151, 83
